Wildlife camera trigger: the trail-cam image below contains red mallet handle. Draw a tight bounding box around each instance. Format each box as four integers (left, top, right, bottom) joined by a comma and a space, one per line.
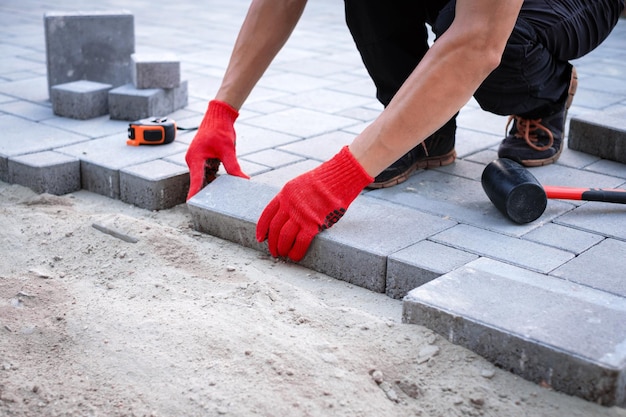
544, 185, 626, 204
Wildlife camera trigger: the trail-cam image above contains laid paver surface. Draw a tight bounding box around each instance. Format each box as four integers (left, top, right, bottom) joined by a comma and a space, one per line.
1, 0, 625, 406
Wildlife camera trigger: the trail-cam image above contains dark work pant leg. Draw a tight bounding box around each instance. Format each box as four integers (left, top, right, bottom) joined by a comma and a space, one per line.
344, 1, 440, 106
467, 0, 624, 116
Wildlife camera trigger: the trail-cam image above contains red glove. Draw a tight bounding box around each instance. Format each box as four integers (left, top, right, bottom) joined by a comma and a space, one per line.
256, 146, 373, 262
185, 100, 249, 200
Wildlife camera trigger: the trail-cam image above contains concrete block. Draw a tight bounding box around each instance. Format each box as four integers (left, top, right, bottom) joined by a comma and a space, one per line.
402, 257, 626, 406
430, 224, 574, 273
386, 240, 478, 299
50, 80, 112, 119
56, 134, 186, 199
551, 238, 626, 296
108, 81, 188, 121
120, 159, 189, 210
44, 11, 134, 96
366, 169, 573, 238
187, 176, 455, 293
0, 114, 89, 182
131, 53, 180, 89
568, 109, 626, 164
8, 151, 80, 195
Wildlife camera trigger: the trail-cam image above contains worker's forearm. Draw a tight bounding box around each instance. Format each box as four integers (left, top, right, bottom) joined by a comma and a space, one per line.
349, 0, 523, 177
215, 0, 307, 110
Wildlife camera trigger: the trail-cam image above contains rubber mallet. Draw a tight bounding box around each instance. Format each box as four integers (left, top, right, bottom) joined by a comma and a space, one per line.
481, 158, 626, 224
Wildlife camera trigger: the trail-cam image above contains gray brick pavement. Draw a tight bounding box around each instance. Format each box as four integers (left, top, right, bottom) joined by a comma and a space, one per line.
1, 0, 625, 406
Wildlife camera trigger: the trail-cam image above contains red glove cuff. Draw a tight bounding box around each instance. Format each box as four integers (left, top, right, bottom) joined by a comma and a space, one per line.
203, 99, 239, 129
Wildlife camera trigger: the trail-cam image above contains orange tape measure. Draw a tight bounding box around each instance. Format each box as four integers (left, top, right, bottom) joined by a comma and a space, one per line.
127, 117, 177, 146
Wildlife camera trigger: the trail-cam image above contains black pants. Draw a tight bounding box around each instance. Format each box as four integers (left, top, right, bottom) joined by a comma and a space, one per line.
344, 0, 624, 117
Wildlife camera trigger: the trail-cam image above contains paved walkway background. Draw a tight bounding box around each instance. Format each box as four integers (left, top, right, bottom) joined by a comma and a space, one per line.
1, 0, 626, 407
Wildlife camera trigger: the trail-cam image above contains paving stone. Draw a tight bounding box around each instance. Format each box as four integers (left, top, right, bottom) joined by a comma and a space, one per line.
386, 240, 478, 299
367, 169, 574, 238
44, 11, 134, 95
187, 176, 456, 293
568, 109, 626, 163
242, 107, 358, 138
120, 159, 189, 210
522, 223, 604, 254
8, 151, 80, 195
108, 81, 188, 121
430, 224, 574, 273
131, 53, 181, 89
402, 257, 626, 407
50, 80, 112, 120
0, 115, 88, 181
56, 135, 186, 199
554, 201, 626, 241
551, 238, 626, 296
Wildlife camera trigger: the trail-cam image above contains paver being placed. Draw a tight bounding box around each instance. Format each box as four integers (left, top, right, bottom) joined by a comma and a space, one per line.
402, 257, 626, 407
188, 175, 457, 293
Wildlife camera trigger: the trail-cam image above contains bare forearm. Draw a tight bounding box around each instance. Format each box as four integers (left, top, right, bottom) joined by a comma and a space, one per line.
215, 0, 307, 110
350, 0, 523, 177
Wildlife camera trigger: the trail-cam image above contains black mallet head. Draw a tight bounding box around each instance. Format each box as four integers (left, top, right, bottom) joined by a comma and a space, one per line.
481, 158, 547, 224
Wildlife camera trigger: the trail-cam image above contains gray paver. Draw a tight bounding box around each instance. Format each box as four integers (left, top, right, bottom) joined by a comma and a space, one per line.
56, 135, 186, 198
522, 222, 604, 254
44, 11, 134, 95
551, 238, 626, 296
108, 81, 188, 121
188, 175, 456, 293
568, 109, 626, 163
430, 224, 574, 273
366, 169, 575, 237
50, 80, 112, 120
386, 240, 478, 299
243, 107, 359, 138
402, 257, 626, 407
8, 151, 80, 195
131, 53, 181, 89
120, 159, 189, 210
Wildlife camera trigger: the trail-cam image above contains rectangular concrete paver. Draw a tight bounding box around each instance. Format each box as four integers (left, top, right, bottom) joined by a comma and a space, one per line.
430, 224, 575, 273
188, 175, 457, 293
386, 240, 478, 299
402, 257, 626, 406
120, 159, 189, 210
8, 151, 80, 195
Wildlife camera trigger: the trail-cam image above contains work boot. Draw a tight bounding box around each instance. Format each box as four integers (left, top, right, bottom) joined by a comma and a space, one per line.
367, 117, 457, 189
498, 66, 578, 167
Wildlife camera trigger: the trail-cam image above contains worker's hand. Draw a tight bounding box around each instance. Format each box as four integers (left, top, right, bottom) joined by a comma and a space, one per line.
185, 100, 249, 200
256, 146, 373, 262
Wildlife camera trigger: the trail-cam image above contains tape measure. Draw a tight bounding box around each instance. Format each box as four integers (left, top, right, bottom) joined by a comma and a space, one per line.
127, 117, 177, 146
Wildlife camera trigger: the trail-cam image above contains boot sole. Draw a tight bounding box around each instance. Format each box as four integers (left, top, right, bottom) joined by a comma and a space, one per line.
366, 150, 457, 189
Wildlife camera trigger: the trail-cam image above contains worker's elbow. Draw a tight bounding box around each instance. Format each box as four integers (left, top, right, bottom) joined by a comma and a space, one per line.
483, 46, 503, 73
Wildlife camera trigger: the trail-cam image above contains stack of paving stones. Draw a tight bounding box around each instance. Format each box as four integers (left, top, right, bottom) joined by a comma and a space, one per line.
6, 10, 191, 210
1, 1, 625, 407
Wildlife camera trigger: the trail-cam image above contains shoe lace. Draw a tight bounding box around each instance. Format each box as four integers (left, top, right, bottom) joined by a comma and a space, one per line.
506, 116, 554, 151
